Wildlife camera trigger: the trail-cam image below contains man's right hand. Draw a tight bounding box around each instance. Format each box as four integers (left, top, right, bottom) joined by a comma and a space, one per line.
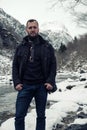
15, 84, 23, 91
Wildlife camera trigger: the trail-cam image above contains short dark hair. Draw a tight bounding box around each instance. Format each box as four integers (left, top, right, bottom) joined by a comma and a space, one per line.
26, 19, 38, 26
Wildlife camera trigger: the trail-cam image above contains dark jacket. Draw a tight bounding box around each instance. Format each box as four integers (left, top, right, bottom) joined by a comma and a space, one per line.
12, 35, 57, 91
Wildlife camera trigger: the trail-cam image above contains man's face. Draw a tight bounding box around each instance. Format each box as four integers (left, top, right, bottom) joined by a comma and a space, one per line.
26, 21, 39, 37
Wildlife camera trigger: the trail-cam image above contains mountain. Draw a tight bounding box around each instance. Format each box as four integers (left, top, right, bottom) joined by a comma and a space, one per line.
0, 8, 26, 50
0, 8, 72, 51
0, 8, 27, 77
40, 30, 72, 50
0, 8, 26, 37
40, 21, 73, 49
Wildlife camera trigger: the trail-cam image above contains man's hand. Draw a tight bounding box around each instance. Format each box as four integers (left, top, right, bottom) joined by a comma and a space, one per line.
15, 84, 23, 91
44, 83, 53, 90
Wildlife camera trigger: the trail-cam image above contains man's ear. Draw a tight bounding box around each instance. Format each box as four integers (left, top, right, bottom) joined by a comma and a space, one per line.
26, 27, 28, 33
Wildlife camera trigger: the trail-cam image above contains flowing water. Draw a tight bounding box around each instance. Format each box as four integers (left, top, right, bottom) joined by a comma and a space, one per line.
0, 84, 17, 125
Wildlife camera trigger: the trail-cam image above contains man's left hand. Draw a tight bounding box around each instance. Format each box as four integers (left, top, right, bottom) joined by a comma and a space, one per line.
44, 83, 53, 90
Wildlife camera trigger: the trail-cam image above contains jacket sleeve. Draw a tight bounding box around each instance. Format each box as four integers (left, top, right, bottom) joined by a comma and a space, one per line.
46, 44, 57, 86
12, 47, 21, 88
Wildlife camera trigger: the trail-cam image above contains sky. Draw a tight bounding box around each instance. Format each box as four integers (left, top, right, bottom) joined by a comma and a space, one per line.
0, 0, 87, 37
1, 71, 87, 130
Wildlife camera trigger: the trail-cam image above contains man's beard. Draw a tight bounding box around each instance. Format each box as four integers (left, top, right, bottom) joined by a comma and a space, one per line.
28, 33, 38, 40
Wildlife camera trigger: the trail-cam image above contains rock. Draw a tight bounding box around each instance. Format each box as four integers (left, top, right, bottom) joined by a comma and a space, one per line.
80, 78, 86, 81
66, 85, 75, 90
65, 124, 87, 130
80, 70, 85, 74
77, 112, 87, 119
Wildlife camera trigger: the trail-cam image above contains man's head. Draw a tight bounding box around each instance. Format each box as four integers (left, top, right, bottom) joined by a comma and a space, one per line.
26, 19, 39, 37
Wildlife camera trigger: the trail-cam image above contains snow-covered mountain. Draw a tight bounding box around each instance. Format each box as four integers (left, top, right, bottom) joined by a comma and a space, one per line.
40, 21, 73, 49
0, 8, 27, 77
0, 8, 26, 50
0, 8, 72, 50
0, 8, 26, 37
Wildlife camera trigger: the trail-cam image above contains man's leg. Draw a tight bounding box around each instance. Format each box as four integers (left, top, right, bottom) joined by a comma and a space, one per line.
15, 84, 35, 130
35, 84, 48, 130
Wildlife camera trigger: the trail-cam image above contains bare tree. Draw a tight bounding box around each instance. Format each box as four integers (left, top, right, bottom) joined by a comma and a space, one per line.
50, 0, 87, 28
50, 0, 87, 8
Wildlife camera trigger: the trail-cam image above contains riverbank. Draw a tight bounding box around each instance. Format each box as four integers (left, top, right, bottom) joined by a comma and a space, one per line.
0, 75, 12, 85
1, 71, 87, 130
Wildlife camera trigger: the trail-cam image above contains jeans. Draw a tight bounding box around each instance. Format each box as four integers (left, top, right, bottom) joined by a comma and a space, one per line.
15, 84, 48, 130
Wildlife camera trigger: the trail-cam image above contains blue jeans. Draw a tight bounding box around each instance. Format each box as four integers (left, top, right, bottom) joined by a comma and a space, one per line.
15, 84, 48, 130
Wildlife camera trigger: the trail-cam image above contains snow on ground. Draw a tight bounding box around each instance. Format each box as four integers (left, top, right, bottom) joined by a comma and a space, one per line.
0, 54, 12, 84
0, 71, 87, 130
0, 75, 12, 84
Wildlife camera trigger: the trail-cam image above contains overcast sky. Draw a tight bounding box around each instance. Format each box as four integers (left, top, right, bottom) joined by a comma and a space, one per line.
0, 0, 87, 37
0, 0, 55, 25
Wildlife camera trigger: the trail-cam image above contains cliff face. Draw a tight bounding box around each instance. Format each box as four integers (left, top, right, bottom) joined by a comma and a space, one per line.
0, 8, 26, 50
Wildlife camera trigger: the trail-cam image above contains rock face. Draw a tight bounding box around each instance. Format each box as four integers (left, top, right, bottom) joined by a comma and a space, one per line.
0, 8, 26, 50
0, 8, 27, 75
0, 24, 19, 49
52, 111, 87, 130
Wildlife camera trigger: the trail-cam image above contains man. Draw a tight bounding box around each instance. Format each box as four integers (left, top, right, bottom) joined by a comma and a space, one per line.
12, 19, 56, 130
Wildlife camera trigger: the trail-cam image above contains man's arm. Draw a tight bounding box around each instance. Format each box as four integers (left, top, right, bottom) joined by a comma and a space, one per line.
46, 44, 57, 86
12, 47, 22, 88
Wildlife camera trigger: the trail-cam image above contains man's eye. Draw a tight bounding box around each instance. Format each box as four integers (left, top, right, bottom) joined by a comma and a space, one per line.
28, 26, 37, 29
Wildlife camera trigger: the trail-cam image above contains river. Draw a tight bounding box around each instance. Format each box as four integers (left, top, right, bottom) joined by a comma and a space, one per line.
0, 84, 17, 125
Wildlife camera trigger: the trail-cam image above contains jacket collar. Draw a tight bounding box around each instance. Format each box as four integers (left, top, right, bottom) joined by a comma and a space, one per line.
22, 35, 46, 45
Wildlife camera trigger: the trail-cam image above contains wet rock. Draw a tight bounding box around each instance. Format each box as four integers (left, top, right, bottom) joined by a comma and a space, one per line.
62, 113, 76, 124
52, 124, 63, 130
77, 107, 83, 112
66, 85, 75, 90
59, 89, 62, 92
0, 111, 14, 125
77, 112, 87, 119
80, 70, 85, 74
84, 85, 87, 88
65, 124, 87, 130
80, 78, 86, 81
52, 112, 78, 130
